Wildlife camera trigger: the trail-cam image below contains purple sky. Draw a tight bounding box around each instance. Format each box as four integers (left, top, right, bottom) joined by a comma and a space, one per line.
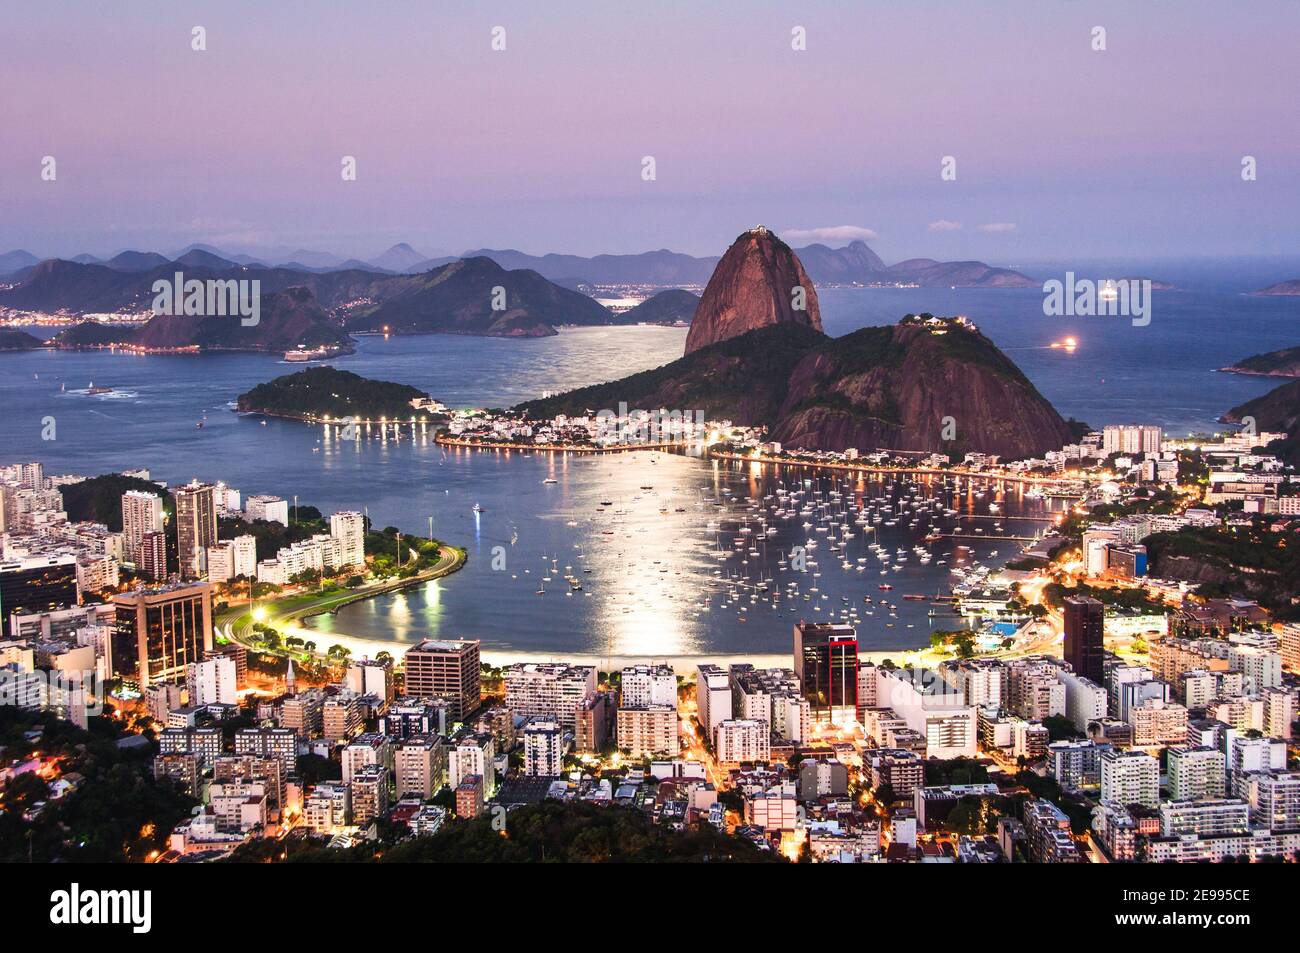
4, 0, 1298, 262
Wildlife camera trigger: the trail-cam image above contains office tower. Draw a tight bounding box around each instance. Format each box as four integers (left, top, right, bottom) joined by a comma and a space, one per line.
111, 582, 213, 687
121, 490, 164, 566
329, 511, 366, 568
173, 482, 217, 579
403, 638, 481, 720
1064, 596, 1105, 684
0, 554, 79, 637
793, 622, 858, 724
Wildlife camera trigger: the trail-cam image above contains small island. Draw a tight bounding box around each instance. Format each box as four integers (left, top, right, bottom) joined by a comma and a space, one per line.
0, 328, 45, 351
1220, 344, 1300, 378
1252, 279, 1300, 296
236, 366, 446, 423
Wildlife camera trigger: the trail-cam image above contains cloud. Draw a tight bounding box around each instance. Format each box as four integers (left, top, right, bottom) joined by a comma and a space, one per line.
781, 225, 879, 244
928, 219, 963, 232
976, 222, 1017, 233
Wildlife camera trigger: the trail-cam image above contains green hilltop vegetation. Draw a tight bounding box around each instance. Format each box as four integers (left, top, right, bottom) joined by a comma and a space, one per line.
223, 800, 780, 863
0, 707, 196, 863
59, 472, 171, 530
236, 366, 441, 422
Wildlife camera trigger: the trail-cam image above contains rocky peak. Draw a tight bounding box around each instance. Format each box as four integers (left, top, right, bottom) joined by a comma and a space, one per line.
683, 228, 822, 355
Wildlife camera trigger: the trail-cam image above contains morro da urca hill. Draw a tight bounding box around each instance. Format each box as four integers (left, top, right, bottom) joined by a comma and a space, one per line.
518, 315, 1076, 459
684, 226, 822, 354
769, 315, 1077, 458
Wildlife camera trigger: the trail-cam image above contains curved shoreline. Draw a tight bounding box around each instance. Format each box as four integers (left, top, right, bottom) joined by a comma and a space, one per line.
435, 433, 691, 454
708, 450, 1087, 490
217, 545, 467, 662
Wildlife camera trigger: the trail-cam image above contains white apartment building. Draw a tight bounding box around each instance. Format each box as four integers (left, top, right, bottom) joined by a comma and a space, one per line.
1167, 745, 1227, 801
615, 705, 678, 758
874, 667, 977, 759
341, 734, 393, 783
503, 663, 597, 729
186, 655, 237, 706
1103, 424, 1162, 456
447, 734, 495, 793
245, 495, 289, 526
715, 718, 770, 765
1228, 645, 1282, 693
1242, 771, 1300, 831
329, 511, 366, 569
1128, 698, 1188, 747
121, 490, 164, 564
1160, 799, 1250, 838
1100, 749, 1160, 809
394, 736, 445, 800
620, 664, 677, 708
1058, 669, 1108, 732
1262, 688, 1295, 740
207, 535, 257, 582
696, 664, 732, 744
523, 718, 565, 776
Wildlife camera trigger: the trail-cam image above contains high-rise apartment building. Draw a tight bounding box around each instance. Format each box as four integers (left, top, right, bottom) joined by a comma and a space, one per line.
121, 490, 164, 567
173, 482, 217, 579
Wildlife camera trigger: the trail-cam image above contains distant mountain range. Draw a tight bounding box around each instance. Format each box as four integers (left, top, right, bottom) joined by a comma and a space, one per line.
0, 255, 620, 342
0, 238, 1034, 289
49, 287, 352, 354
0, 233, 1034, 347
